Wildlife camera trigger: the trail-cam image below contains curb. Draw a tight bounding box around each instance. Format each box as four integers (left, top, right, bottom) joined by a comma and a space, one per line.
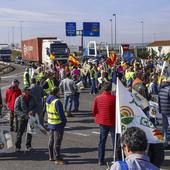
0, 61, 15, 75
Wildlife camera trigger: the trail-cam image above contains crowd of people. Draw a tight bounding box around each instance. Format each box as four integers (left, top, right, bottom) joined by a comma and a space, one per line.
1, 54, 170, 169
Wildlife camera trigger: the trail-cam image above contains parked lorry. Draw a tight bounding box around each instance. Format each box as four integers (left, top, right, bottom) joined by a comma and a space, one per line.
21, 37, 69, 64
0, 44, 12, 61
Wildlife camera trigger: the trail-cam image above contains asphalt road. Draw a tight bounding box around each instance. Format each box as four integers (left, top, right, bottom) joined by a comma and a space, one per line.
0, 63, 170, 170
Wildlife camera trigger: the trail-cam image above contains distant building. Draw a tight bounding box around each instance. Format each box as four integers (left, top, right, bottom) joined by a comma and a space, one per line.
147, 40, 170, 56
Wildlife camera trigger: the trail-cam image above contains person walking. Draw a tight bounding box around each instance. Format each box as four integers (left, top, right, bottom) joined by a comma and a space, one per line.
46, 87, 67, 165
92, 81, 116, 166
14, 87, 36, 151
23, 68, 31, 87
5, 79, 22, 132
59, 73, 76, 116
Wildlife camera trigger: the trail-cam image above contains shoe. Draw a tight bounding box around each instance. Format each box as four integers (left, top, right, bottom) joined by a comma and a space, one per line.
67, 113, 74, 117
98, 161, 105, 166
26, 147, 33, 151
55, 158, 66, 165
15, 148, 20, 152
49, 158, 55, 161
10, 128, 14, 132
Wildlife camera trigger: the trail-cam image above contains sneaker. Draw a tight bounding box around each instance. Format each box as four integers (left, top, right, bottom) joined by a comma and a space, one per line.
49, 158, 55, 161
67, 113, 74, 117
26, 147, 33, 151
55, 159, 66, 165
98, 161, 105, 166
15, 148, 20, 152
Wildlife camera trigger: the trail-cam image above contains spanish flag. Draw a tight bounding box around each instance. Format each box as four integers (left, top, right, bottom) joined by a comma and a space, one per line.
68, 54, 80, 66
106, 53, 116, 67
50, 53, 55, 61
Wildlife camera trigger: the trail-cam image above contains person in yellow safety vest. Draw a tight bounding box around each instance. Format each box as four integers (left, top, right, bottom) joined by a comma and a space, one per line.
23, 68, 31, 87
43, 73, 55, 95
125, 66, 135, 81
36, 68, 45, 85
46, 87, 67, 165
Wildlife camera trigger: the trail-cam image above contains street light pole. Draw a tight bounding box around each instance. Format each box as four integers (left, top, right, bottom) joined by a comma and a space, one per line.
109, 19, 113, 50
20, 21, 23, 46
113, 14, 117, 49
141, 21, 144, 50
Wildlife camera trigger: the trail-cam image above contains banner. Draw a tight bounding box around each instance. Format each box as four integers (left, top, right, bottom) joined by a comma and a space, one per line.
116, 79, 163, 143
106, 53, 116, 67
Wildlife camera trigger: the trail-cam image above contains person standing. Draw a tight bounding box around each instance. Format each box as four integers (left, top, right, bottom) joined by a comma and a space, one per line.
59, 73, 76, 116
5, 79, 22, 132
30, 78, 45, 126
158, 78, 170, 147
23, 68, 31, 87
46, 87, 67, 165
92, 81, 116, 166
14, 87, 36, 151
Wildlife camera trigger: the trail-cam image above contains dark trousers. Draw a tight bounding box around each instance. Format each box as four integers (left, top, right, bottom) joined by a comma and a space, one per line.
91, 79, 97, 94
48, 128, 64, 159
74, 92, 80, 111
15, 118, 32, 149
10, 111, 18, 131
98, 125, 115, 163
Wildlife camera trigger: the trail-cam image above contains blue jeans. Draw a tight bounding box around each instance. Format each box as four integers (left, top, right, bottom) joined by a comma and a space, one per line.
64, 95, 74, 113
91, 79, 97, 94
98, 125, 115, 163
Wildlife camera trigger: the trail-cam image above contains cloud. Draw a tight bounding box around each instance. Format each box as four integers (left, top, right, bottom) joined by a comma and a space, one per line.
0, 7, 86, 25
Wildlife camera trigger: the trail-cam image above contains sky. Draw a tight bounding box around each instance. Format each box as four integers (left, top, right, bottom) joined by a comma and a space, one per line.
0, 0, 170, 46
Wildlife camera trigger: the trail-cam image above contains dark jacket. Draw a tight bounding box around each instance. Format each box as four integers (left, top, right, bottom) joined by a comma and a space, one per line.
14, 95, 36, 118
158, 82, 170, 115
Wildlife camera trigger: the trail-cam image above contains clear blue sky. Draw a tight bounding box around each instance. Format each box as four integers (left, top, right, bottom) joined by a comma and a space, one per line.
0, 0, 170, 46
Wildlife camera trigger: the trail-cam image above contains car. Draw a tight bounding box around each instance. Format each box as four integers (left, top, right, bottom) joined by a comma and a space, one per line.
15, 56, 23, 64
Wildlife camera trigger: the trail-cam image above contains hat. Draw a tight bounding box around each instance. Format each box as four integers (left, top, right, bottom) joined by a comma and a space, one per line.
22, 86, 31, 92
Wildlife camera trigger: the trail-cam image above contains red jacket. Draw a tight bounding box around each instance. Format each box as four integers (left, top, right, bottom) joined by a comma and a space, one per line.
92, 91, 116, 126
5, 87, 22, 112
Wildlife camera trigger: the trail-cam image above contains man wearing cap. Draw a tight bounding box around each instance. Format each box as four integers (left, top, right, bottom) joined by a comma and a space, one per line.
14, 87, 36, 151
5, 79, 22, 131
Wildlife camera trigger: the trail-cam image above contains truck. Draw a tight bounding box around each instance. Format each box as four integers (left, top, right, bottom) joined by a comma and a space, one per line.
21, 37, 69, 64
0, 44, 12, 61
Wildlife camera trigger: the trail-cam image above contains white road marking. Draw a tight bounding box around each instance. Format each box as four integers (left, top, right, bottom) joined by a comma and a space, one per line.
65, 131, 89, 137
92, 131, 111, 136
65, 126, 72, 129
1, 85, 10, 90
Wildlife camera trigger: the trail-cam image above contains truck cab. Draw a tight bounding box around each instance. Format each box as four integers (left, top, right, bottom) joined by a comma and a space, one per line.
43, 40, 69, 64
0, 45, 11, 61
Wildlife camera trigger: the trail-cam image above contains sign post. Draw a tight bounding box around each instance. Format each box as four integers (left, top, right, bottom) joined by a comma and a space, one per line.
66, 22, 76, 36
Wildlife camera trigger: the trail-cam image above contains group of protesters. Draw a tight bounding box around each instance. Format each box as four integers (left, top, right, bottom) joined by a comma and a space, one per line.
1, 53, 170, 168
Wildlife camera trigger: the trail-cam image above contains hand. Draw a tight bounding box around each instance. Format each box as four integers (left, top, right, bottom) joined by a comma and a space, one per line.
28, 111, 34, 116
40, 129, 47, 135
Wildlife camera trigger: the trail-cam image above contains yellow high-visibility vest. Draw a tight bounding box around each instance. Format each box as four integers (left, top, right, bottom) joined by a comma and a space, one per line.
44, 79, 55, 94
23, 72, 31, 87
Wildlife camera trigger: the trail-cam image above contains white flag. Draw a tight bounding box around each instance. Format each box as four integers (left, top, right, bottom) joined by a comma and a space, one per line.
116, 79, 163, 143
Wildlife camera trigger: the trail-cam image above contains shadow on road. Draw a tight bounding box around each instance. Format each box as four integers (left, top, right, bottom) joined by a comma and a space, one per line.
0, 148, 48, 161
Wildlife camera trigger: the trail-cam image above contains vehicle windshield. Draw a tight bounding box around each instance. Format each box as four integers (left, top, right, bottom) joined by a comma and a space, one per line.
50, 43, 68, 55
0, 49, 11, 54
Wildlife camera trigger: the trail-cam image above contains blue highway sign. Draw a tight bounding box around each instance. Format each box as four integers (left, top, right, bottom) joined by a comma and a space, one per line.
66, 22, 76, 36
83, 22, 100, 37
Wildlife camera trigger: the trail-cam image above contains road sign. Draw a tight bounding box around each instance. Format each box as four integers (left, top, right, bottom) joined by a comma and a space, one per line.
83, 22, 100, 37
66, 22, 76, 36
